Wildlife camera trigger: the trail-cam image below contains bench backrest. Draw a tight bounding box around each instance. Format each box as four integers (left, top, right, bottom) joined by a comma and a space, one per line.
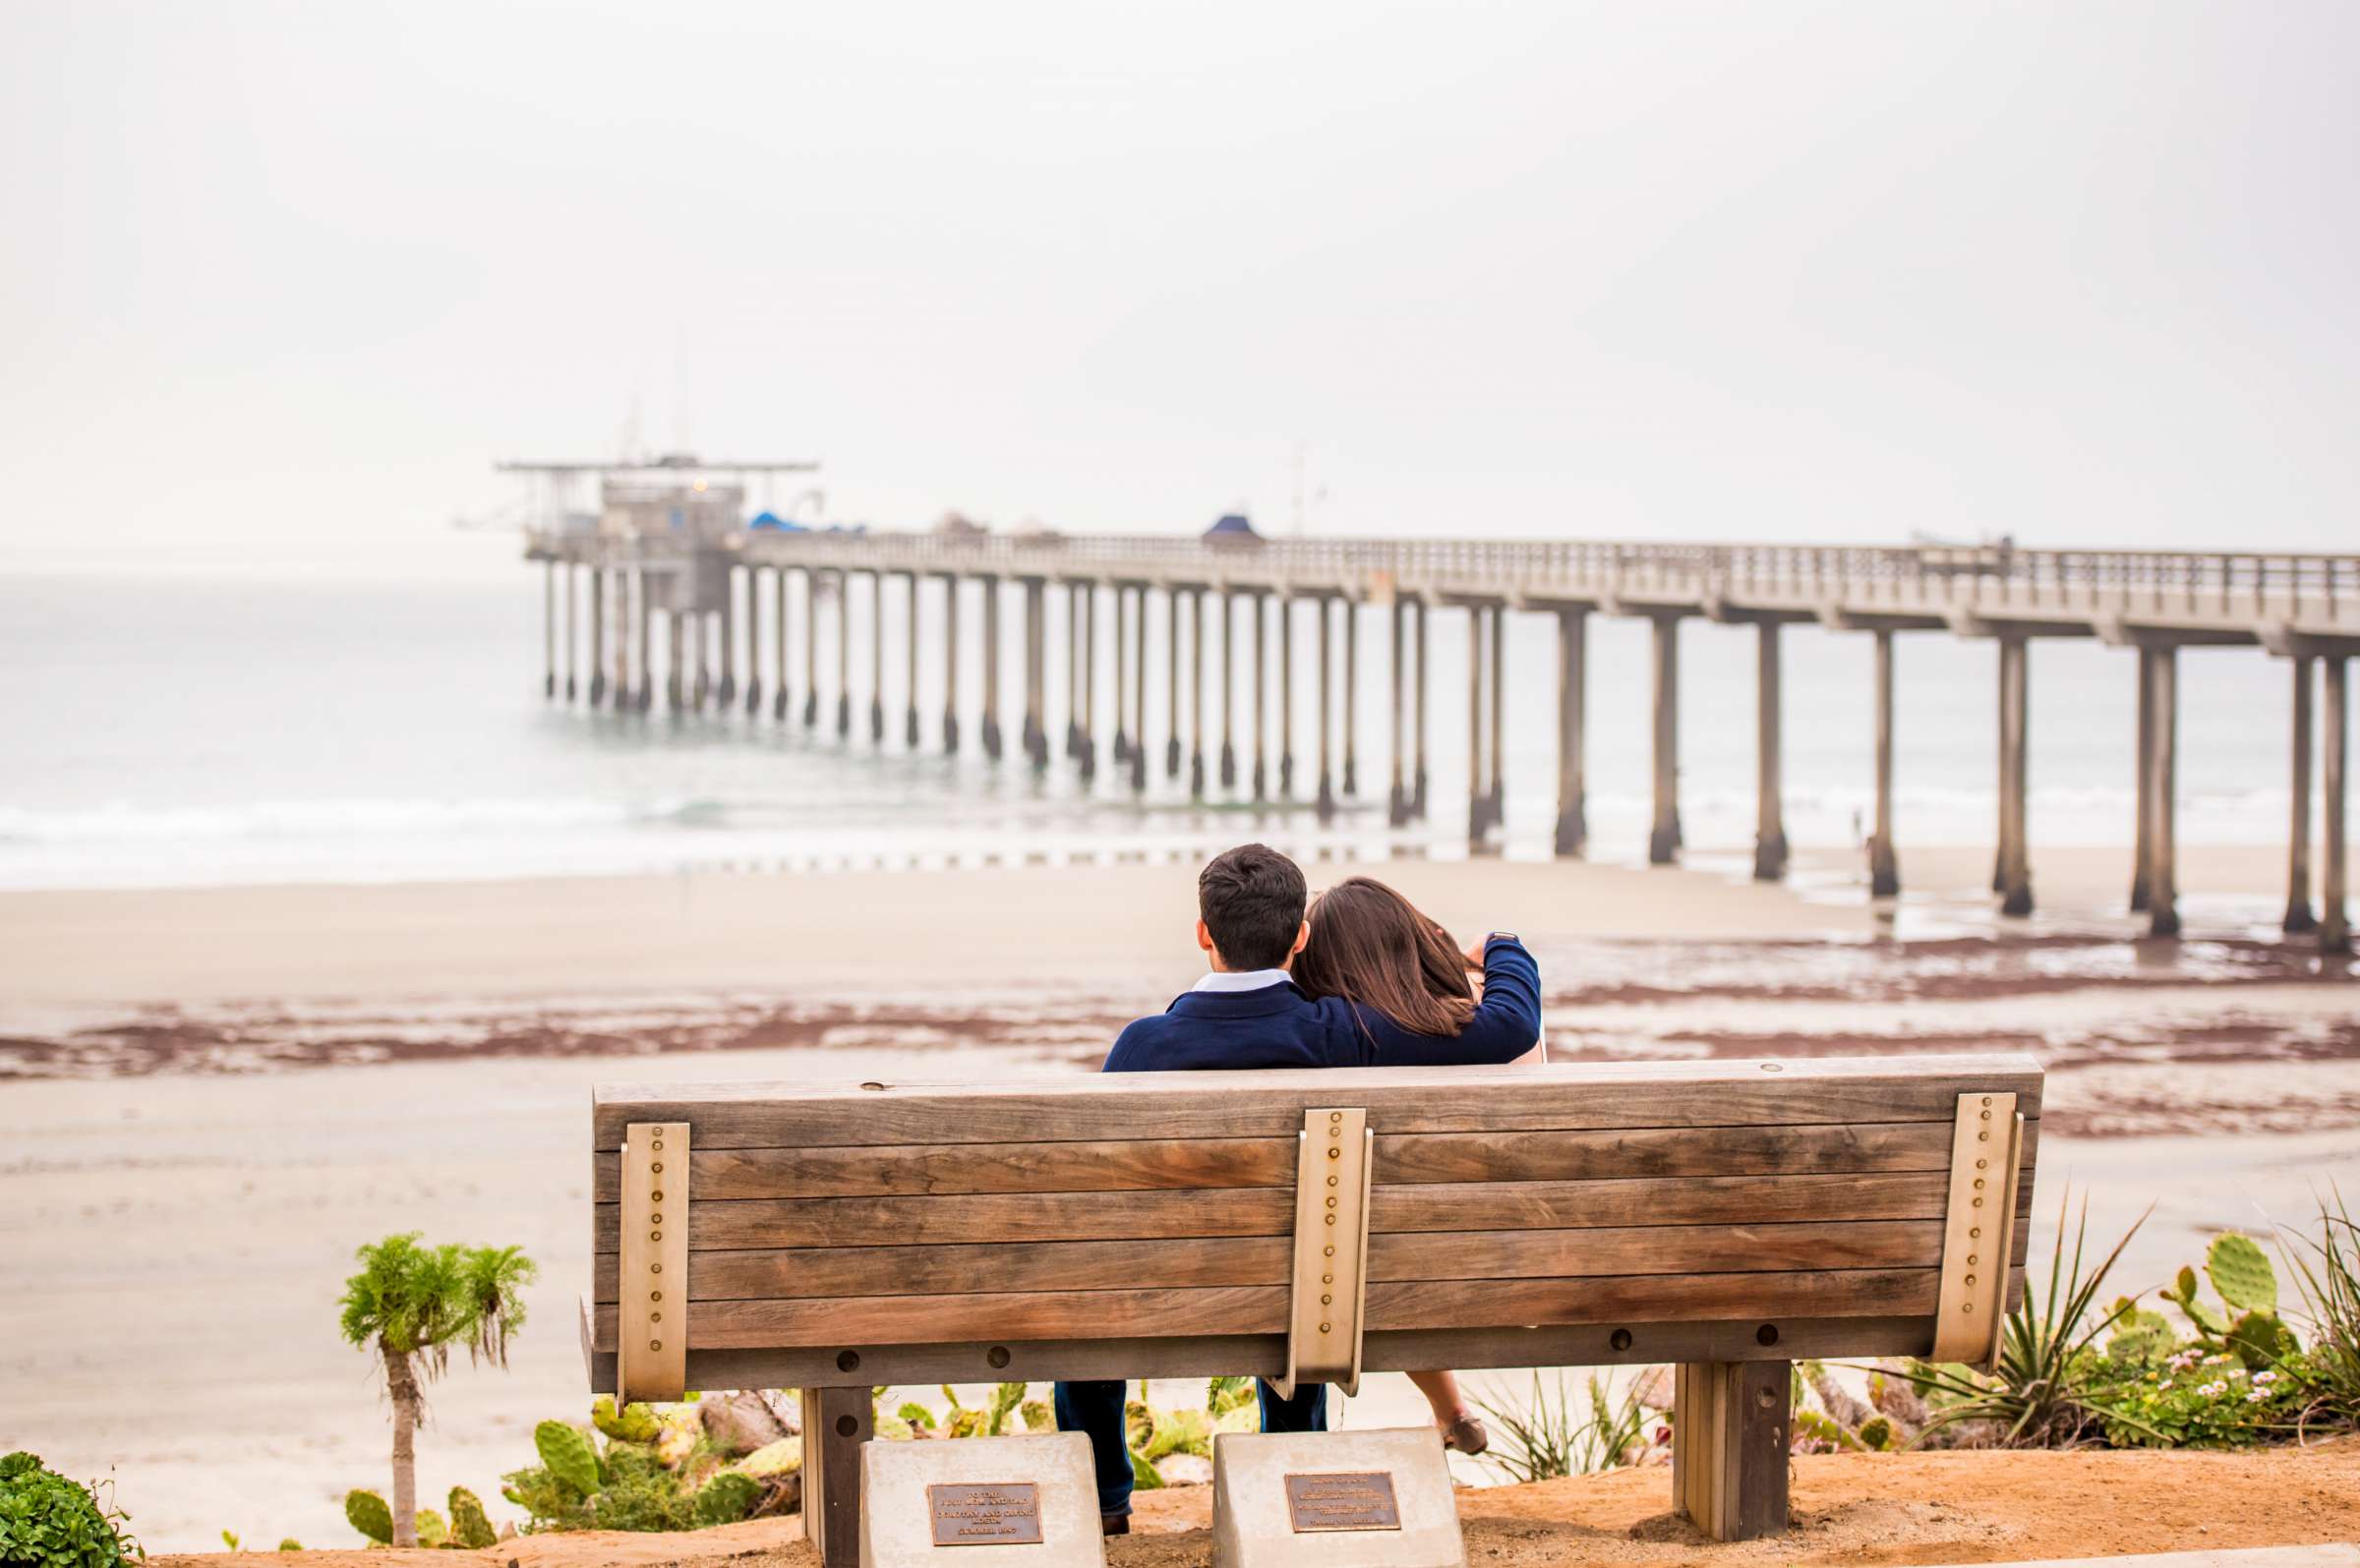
587, 1052, 2040, 1403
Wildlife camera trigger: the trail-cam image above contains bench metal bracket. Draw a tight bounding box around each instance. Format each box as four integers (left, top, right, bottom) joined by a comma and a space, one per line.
618, 1120, 690, 1404
1275, 1106, 1373, 1400
1931, 1092, 2024, 1370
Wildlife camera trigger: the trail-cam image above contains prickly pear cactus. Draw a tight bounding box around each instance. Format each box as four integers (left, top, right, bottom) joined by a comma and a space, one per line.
535, 1420, 603, 1497
591, 1395, 662, 1443
2167, 1266, 2228, 1336
412, 1509, 448, 1549
1020, 1400, 1052, 1433
446, 1487, 497, 1549
2208, 1233, 2277, 1314
343, 1489, 393, 1546
2227, 1308, 2300, 1371
691, 1471, 761, 1528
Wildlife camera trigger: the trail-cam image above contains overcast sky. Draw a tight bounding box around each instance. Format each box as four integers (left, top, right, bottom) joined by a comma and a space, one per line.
3, 0, 2354, 580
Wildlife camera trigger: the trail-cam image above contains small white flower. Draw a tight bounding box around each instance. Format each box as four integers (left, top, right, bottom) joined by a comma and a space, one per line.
2254, 1370, 2277, 1385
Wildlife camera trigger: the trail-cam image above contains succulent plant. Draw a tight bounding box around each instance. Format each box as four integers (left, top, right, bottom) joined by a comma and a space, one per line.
534, 1421, 603, 1497
446, 1487, 497, 1549
896, 1403, 937, 1431
343, 1489, 393, 1546
412, 1508, 448, 1549
2209, 1234, 2277, 1315
735, 1438, 800, 1479
1020, 1400, 1052, 1433
276, 1540, 301, 1552
591, 1396, 662, 1443
690, 1471, 761, 1528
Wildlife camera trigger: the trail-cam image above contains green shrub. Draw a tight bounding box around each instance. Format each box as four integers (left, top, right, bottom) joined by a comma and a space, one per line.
0, 1453, 143, 1568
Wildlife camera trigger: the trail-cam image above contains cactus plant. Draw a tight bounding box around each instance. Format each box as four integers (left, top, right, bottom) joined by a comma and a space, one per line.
1020, 1400, 1052, 1433
691, 1471, 761, 1528
446, 1487, 497, 1549
534, 1421, 603, 1497
276, 1540, 301, 1552
2209, 1234, 2277, 1315
591, 1396, 661, 1443
344, 1489, 393, 1546
412, 1508, 448, 1548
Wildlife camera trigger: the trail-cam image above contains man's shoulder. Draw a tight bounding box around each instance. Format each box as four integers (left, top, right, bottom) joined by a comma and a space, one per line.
1103, 1009, 1182, 1073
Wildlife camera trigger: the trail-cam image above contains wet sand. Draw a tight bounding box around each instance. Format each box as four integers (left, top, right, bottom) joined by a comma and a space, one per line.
4, 847, 2356, 1549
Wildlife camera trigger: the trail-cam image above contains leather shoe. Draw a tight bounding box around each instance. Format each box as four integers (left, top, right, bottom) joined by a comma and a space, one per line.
1100, 1512, 1131, 1536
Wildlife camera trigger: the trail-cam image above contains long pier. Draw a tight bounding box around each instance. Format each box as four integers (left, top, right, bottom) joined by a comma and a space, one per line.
527, 524, 2359, 951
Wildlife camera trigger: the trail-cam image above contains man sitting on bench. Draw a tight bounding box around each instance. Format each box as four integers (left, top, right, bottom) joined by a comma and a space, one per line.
1054, 842, 1543, 1535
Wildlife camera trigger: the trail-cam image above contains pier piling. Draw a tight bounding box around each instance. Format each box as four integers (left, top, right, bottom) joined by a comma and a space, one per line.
1996, 636, 2035, 917
2132, 648, 2155, 912
1165, 588, 1183, 781
1278, 597, 1296, 800
2147, 643, 2181, 938
1219, 591, 1237, 790
771, 567, 789, 721
1343, 599, 1361, 799
941, 574, 961, 753
1487, 604, 1505, 835
543, 561, 557, 699
1413, 597, 1429, 820
835, 577, 852, 737
868, 572, 886, 743
1649, 614, 1682, 865
1130, 586, 1149, 792
905, 574, 921, 748
1189, 589, 1208, 797
1112, 587, 1131, 768
1869, 630, 1900, 897
667, 608, 684, 714
2324, 655, 2349, 954
1317, 597, 1336, 820
1252, 592, 1268, 801
1555, 608, 1587, 856
588, 568, 607, 707
801, 571, 820, 729
1753, 621, 1789, 881
717, 570, 737, 709
1078, 585, 1096, 781
2286, 656, 2317, 934
980, 576, 1003, 761
1467, 606, 1487, 848
1388, 598, 1408, 827
563, 564, 579, 702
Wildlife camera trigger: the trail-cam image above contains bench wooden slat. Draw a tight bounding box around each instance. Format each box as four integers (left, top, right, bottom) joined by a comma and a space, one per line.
590, 1167, 2036, 1251
591, 1217, 2031, 1304
592, 1054, 2043, 1148
585, 1120, 2040, 1201
589, 1265, 1982, 1351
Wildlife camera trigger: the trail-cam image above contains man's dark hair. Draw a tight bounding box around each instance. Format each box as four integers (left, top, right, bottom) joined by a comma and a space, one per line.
1198, 843, 1308, 970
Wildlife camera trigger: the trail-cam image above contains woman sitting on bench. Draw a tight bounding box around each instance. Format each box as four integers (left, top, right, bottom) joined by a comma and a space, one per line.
1293, 874, 1548, 1456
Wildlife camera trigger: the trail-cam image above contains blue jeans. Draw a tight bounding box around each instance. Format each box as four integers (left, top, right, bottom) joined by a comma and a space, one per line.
1053, 1378, 1328, 1518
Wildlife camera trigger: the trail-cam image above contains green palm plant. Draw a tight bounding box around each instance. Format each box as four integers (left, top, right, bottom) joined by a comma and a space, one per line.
1906, 1192, 2160, 1447
338, 1234, 536, 1546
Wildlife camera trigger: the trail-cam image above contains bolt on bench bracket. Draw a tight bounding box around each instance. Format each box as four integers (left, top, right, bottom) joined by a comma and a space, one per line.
1930, 1092, 2023, 1370
1275, 1106, 1373, 1400
618, 1121, 690, 1404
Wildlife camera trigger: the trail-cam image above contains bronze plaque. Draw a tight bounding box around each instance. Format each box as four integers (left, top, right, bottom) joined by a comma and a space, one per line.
926, 1482, 1043, 1546
1283, 1471, 1401, 1532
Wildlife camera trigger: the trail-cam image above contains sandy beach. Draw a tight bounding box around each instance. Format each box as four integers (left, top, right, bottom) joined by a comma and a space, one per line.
5, 845, 2356, 1550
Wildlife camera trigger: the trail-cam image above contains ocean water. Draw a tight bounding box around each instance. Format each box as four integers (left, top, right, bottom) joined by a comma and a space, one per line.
0, 571, 2318, 893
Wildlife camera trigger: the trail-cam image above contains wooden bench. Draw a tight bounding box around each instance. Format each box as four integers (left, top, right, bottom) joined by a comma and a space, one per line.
584, 1052, 2041, 1560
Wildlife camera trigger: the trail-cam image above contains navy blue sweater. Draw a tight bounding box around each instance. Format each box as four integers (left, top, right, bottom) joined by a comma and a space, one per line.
1101, 937, 1541, 1073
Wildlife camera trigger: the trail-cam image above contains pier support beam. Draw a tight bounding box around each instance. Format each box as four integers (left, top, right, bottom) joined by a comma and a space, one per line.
742, 569, 761, 716
801, 571, 821, 729
1112, 587, 1131, 768
2146, 644, 2181, 938
588, 568, 607, 707
1165, 588, 1183, 781
1388, 598, 1408, 827
1065, 584, 1084, 762
771, 567, 789, 720
1555, 609, 1588, 856
1219, 592, 1237, 789
868, 572, 886, 743
2325, 656, 2350, 955
695, 610, 713, 710
543, 561, 557, 699
1869, 631, 1900, 897
1467, 606, 1488, 848
1649, 615, 1682, 865
564, 564, 579, 702
2131, 650, 2155, 913
1278, 597, 1296, 800
1343, 599, 1361, 799
1252, 592, 1268, 801
1023, 578, 1049, 769
834, 577, 852, 737
666, 608, 685, 714
1078, 583, 1097, 781
1190, 589, 1208, 797
1488, 604, 1505, 835
980, 576, 1004, 761
613, 567, 632, 712
1317, 597, 1336, 820
941, 575, 961, 753
905, 574, 921, 748
1413, 597, 1429, 820
2286, 656, 2317, 934
1130, 587, 1149, 791
1753, 621, 1789, 881
1996, 636, 2035, 917
632, 570, 652, 714
717, 569, 737, 709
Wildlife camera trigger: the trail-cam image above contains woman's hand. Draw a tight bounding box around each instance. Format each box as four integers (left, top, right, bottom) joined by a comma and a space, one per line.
1462, 933, 1490, 969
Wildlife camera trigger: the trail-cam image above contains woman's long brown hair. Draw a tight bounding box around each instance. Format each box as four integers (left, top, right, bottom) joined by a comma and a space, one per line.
1292, 876, 1476, 1038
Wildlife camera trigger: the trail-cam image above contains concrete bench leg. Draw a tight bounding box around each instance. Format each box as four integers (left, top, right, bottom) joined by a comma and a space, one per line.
799, 1385, 871, 1568
1673, 1361, 1791, 1541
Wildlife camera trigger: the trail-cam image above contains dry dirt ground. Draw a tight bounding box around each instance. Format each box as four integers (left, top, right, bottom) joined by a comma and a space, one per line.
155, 1439, 2360, 1568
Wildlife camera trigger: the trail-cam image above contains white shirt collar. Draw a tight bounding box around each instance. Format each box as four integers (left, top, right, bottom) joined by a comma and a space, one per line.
1191, 967, 1295, 994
